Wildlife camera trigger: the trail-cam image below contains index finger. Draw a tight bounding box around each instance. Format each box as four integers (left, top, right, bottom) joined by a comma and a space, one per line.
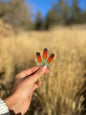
16, 65, 41, 78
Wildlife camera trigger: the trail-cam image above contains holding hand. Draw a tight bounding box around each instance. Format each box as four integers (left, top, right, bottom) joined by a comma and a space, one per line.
4, 65, 49, 115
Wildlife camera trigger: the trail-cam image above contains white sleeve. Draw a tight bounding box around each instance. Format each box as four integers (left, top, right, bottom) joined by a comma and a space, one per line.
0, 99, 10, 115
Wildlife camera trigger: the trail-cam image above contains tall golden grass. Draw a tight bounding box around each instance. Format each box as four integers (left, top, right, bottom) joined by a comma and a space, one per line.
0, 21, 86, 115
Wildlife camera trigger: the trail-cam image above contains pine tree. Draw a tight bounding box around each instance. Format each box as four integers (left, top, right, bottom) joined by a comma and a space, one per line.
35, 11, 42, 30
63, 1, 69, 25
46, 3, 58, 29
71, 0, 81, 24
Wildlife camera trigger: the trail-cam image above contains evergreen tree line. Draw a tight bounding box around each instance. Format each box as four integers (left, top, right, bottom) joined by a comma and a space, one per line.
36, 0, 86, 30
0, 0, 86, 30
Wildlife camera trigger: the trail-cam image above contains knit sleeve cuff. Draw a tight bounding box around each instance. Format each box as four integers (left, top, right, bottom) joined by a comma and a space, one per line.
0, 99, 10, 115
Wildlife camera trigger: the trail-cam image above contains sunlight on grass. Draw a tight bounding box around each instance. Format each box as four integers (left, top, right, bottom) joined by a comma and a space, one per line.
0, 20, 86, 115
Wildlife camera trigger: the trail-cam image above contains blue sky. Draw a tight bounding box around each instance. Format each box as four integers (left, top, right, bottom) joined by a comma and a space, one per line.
26, 0, 57, 17
26, 0, 86, 18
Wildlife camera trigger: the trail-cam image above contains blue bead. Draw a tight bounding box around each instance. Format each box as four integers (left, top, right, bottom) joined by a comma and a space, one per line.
39, 63, 43, 65
45, 63, 49, 66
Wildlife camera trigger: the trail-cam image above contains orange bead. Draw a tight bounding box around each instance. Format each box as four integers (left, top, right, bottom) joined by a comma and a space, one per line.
43, 48, 48, 60
36, 52, 42, 63
46, 54, 55, 64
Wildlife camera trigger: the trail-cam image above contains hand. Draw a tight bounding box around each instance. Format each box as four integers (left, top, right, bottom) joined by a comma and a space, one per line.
4, 65, 49, 115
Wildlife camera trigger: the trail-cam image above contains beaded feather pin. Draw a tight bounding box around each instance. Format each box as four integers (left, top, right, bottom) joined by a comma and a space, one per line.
36, 48, 55, 66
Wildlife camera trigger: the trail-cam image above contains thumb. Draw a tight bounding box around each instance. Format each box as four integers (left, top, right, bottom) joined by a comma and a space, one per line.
30, 65, 47, 83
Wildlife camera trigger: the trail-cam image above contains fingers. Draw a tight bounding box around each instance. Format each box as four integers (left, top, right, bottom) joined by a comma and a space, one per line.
15, 66, 41, 78
16, 65, 49, 79
33, 81, 42, 91
23, 66, 41, 76
30, 65, 47, 83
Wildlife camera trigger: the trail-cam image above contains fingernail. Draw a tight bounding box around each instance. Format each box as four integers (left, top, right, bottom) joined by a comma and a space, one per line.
40, 65, 47, 72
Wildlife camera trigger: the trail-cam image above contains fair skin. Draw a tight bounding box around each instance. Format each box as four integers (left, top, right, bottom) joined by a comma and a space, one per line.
4, 65, 49, 115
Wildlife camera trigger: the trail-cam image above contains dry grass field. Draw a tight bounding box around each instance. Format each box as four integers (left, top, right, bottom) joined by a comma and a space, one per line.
0, 21, 86, 115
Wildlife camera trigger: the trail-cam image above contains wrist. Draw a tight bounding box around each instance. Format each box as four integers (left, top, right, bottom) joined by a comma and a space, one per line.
4, 92, 28, 115
4, 93, 21, 115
